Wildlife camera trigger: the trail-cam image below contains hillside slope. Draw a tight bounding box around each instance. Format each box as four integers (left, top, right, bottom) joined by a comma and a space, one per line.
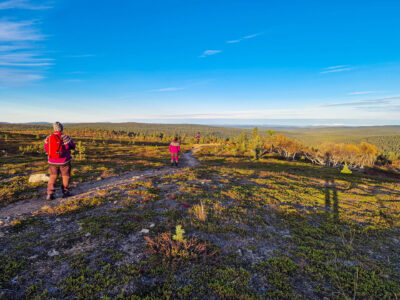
0, 145, 399, 299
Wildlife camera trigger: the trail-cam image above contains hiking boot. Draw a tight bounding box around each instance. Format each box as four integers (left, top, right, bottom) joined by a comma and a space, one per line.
46, 194, 55, 201
171, 162, 174, 167
175, 162, 178, 167
62, 191, 72, 198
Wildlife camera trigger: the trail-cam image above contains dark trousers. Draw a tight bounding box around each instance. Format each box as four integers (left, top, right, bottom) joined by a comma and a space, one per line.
47, 163, 71, 195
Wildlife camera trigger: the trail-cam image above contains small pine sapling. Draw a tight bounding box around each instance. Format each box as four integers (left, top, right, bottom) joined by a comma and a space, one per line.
75, 141, 87, 161
172, 225, 186, 242
341, 162, 352, 174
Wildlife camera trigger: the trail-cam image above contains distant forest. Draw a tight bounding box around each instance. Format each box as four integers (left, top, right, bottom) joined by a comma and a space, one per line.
1, 123, 399, 156
0, 122, 249, 139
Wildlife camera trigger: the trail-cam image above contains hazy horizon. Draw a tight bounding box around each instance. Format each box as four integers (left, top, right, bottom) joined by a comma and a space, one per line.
2, 119, 400, 128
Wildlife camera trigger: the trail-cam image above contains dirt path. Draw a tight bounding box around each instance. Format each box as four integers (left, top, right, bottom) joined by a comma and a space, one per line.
0, 149, 201, 224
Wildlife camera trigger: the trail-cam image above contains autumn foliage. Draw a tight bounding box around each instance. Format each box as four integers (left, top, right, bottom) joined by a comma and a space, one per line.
227, 128, 380, 168
144, 228, 218, 264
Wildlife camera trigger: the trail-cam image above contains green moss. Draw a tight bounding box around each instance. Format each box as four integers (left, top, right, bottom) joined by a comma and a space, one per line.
78, 215, 139, 237
10, 216, 47, 233
255, 257, 299, 297
191, 266, 254, 299
0, 254, 26, 289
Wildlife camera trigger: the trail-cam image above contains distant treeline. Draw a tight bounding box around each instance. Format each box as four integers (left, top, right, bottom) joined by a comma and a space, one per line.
1, 123, 399, 161
0, 122, 251, 139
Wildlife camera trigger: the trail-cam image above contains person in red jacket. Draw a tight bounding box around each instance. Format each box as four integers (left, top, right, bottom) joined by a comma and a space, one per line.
44, 122, 75, 200
169, 137, 181, 166
195, 132, 200, 144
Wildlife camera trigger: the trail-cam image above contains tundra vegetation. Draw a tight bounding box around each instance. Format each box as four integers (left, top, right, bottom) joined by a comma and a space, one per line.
0, 123, 399, 299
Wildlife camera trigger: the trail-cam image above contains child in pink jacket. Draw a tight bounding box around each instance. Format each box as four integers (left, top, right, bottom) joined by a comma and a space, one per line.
169, 138, 181, 166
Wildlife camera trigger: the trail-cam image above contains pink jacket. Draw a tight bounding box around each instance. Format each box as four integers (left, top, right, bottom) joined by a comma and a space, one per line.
169, 141, 180, 154
44, 132, 76, 165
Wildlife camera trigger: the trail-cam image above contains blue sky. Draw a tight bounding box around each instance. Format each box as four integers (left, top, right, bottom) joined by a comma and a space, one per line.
0, 0, 400, 125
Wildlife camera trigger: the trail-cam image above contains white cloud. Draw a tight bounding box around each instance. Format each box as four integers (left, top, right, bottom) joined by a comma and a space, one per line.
0, 20, 44, 41
348, 91, 382, 95
322, 96, 400, 109
0, 53, 50, 61
226, 39, 241, 44
0, 43, 29, 51
150, 87, 185, 92
0, 52, 53, 66
321, 65, 353, 74
124, 95, 400, 121
325, 65, 349, 70
0, 12, 53, 85
0, 68, 43, 85
65, 54, 94, 58
0, 0, 52, 10
0, 61, 52, 66
225, 32, 262, 44
199, 49, 222, 58
243, 32, 262, 39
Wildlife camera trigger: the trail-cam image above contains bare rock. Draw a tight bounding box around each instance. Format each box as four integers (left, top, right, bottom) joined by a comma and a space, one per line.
48, 249, 60, 257
28, 174, 49, 183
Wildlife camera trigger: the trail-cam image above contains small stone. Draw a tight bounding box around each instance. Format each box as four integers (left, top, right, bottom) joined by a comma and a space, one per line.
28, 173, 49, 183
282, 234, 291, 238
149, 222, 155, 228
11, 276, 18, 284
237, 249, 242, 256
0, 232, 5, 238
266, 226, 275, 232
55, 218, 61, 222
140, 228, 150, 234
48, 250, 59, 257
28, 255, 38, 260
85, 232, 91, 237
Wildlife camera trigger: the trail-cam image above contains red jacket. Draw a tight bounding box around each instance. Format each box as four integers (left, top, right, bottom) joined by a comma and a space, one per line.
44, 131, 76, 165
169, 141, 180, 154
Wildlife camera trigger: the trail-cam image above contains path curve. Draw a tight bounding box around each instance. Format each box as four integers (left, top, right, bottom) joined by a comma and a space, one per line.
0, 149, 200, 224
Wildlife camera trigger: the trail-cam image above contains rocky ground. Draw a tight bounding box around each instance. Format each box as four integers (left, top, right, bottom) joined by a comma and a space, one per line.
0, 146, 399, 299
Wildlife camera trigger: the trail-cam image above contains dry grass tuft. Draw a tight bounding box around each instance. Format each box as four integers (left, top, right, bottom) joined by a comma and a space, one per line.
192, 201, 207, 221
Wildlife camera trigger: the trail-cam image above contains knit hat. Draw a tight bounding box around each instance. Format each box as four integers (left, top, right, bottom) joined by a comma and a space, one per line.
53, 121, 63, 132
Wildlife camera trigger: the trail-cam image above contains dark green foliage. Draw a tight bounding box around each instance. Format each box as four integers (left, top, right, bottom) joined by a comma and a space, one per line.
255, 257, 299, 297
0, 254, 26, 289
365, 135, 400, 158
